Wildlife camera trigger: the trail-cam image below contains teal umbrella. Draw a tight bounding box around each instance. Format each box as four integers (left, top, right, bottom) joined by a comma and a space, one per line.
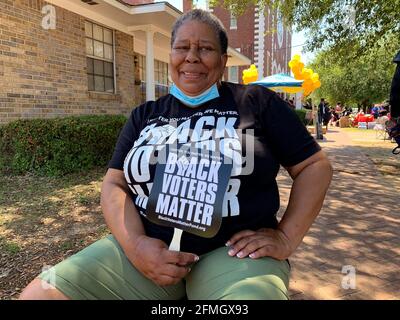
250, 73, 303, 93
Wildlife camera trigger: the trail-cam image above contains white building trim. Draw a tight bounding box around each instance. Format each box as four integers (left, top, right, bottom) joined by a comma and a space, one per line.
255, 5, 265, 79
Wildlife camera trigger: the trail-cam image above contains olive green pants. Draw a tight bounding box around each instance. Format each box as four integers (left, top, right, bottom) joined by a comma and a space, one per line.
39, 235, 290, 300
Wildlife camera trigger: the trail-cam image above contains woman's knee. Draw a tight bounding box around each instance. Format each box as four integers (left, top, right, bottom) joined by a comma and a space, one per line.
19, 278, 69, 300
222, 277, 289, 300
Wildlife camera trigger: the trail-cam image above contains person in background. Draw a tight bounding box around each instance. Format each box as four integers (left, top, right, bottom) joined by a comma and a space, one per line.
371, 105, 379, 119
318, 98, 325, 125
288, 99, 296, 110
388, 50, 400, 154
390, 51, 400, 119
335, 102, 342, 118
322, 103, 332, 131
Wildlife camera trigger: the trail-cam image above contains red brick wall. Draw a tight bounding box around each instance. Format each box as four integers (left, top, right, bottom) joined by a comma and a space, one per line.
211, 5, 255, 83
182, 1, 291, 82
0, 0, 135, 124
183, 0, 193, 13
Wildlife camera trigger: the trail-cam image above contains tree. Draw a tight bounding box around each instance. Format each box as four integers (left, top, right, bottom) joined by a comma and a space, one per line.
211, 0, 400, 54
308, 33, 399, 108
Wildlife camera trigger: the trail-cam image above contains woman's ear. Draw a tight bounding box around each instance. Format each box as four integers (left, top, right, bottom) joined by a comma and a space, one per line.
221, 54, 228, 70
220, 54, 228, 78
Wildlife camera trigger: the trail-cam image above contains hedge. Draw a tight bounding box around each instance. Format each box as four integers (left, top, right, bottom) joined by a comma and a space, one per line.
0, 115, 127, 176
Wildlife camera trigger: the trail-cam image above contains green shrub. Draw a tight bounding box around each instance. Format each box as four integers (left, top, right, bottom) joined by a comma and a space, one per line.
0, 115, 127, 176
294, 109, 308, 126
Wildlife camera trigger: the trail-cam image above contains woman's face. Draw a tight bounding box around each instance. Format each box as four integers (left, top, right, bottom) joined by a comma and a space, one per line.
170, 20, 228, 96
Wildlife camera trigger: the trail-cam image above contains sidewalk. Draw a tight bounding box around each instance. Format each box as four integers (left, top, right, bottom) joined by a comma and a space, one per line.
278, 128, 400, 300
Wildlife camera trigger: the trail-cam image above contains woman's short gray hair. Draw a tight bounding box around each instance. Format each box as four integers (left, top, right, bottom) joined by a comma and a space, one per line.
171, 9, 228, 54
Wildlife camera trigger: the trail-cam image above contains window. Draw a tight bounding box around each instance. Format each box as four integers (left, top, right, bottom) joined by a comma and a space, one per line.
230, 13, 237, 29
228, 66, 238, 83
138, 54, 146, 103
85, 21, 115, 93
137, 54, 170, 103
154, 60, 170, 99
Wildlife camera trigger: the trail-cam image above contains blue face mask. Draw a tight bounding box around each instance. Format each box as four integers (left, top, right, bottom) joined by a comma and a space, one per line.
169, 83, 220, 107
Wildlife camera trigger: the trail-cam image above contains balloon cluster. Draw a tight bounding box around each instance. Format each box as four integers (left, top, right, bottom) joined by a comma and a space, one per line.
288, 55, 321, 96
242, 64, 258, 84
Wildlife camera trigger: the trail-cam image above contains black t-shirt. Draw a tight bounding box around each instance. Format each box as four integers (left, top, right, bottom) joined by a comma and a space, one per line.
108, 82, 321, 255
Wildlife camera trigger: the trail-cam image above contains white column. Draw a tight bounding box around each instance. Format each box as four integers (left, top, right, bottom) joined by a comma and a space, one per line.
145, 28, 155, 101
257, 5, 265, 79
295, 92, 302, 110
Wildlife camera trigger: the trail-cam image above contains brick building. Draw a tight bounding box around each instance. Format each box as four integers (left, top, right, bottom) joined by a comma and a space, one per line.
0, 0, 249, 124
183, 0, 292, 84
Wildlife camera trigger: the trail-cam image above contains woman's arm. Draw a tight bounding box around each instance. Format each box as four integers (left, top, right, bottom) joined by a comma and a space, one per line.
277, 150, 333, 254
101, 168, 198, 285
226, 150, 333, 260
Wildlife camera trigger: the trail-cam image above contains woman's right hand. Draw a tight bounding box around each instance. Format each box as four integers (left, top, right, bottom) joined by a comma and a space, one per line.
128, 235, 199, 286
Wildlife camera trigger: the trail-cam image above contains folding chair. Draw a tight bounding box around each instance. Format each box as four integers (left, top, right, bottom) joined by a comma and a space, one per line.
374, 123, 388, 140
374, 116, 390, 140
358, 122, 367, 129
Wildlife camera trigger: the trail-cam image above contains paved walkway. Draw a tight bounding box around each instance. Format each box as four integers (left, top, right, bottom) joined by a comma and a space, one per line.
277, 127, 400, 300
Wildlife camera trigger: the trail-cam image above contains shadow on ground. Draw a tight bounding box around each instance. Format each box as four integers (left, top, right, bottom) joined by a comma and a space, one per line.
278, 140, 400, 300
0, 168, 108, 299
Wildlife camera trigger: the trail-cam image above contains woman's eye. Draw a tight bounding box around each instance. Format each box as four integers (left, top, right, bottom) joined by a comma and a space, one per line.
173, 47, 189, 51
200, 47, 213, 51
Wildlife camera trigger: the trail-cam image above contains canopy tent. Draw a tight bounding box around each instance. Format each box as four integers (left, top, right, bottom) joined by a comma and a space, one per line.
250, 73, 304, 94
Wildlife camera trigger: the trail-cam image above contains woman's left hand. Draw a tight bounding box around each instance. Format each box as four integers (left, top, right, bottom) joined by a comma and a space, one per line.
226, 228, 293, 261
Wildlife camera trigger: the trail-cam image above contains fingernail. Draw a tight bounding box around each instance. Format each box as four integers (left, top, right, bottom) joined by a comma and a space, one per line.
236, 251, 243, 258
194, 255, 199, 261
225, 241, 231, 246
249, 253, 255, 258
228, 249, 235, 256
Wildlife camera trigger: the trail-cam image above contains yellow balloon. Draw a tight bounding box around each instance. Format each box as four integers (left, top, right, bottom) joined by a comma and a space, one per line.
292, 66, 302, 74
242, 64, 258, 84
293, 54, 301, 61
303, 78, 313, 87
302, 68, 314, 80
294, 73, 303, 80
311, 73, 319, 82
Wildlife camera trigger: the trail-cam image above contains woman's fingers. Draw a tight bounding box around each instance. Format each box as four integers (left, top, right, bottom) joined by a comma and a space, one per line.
226, 230, 256, 246
159, 263, 191, 280
163, 250, 199, 266
227, 234, 267, 257
226, 228, 292, 260
248, 246, 276, 259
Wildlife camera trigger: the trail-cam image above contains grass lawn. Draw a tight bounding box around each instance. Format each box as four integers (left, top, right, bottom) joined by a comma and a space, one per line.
0, 167, 109, 299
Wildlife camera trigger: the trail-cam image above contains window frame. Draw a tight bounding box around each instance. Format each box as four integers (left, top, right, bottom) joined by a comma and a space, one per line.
228, 66, 239, 83
137, 53, 170, 103
85, 20, 116, 94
